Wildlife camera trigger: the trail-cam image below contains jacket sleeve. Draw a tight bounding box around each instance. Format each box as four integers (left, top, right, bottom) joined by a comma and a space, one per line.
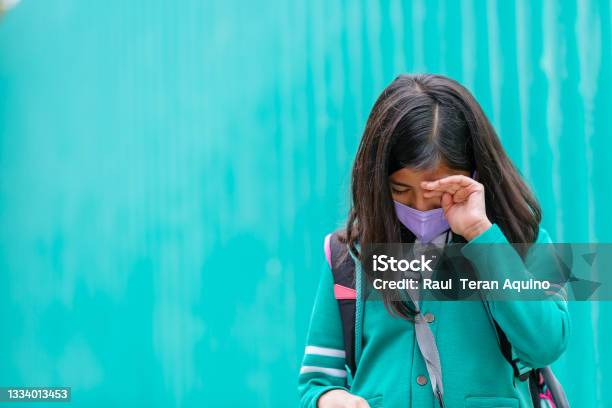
460, 223, 571, 368
298, 259, 350, 408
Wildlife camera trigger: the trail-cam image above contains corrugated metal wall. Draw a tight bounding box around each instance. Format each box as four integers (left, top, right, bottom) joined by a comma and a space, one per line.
0, 0, 610, 406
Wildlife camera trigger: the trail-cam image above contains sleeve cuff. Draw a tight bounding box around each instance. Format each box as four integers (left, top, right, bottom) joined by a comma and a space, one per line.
467, 223, 507, 244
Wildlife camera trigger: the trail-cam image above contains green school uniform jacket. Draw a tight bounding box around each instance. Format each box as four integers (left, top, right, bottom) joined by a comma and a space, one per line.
298, 223, 570, 408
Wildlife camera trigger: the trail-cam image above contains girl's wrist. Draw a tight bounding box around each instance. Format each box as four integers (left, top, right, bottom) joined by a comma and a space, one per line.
463, 218, 492, 241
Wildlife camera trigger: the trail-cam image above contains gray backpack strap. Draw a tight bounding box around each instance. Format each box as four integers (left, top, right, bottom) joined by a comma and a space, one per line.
541, 367, 570, 408
328, 232, 358, 376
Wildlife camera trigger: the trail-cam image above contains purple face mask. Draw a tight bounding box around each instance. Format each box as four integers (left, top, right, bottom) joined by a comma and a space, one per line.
394, 201, 450, 243
393, 170, 477, 242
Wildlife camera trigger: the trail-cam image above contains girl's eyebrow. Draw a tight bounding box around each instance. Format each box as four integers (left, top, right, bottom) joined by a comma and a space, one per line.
390, 181, 412, 188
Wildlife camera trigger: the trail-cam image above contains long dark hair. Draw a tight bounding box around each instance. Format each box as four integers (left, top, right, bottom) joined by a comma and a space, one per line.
343, 73, 541, 318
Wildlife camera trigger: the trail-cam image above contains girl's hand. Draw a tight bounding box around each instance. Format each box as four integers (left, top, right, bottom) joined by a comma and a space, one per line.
421, 175, 492, 241
318, 389, 371, 408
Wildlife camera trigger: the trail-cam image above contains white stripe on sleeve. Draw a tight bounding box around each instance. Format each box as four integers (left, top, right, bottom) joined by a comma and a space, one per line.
300, 365, 347, 378
304, 345, 346, 358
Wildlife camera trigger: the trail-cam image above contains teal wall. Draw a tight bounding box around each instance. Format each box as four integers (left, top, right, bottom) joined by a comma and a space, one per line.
0, 0, 611, 406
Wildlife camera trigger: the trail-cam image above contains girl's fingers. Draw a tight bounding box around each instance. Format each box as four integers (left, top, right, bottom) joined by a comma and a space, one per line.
441, 192, 453, 212
424, 187, 467, 200
421, 175, 474, 193
452, 185, 474, 202
422, 184, 460, 196
427, 188, 469, 204
421, 175, 481, 203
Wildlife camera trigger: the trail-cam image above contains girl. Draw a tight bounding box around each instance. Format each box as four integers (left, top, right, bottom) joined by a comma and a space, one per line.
298, 74, 570, 408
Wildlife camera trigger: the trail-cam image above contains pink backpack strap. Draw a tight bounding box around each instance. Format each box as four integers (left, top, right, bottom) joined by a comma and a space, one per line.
325, 232, 357, 300
334, 284, 357, 300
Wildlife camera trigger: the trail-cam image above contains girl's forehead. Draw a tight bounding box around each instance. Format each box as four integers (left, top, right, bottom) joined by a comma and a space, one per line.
390, 165, 469, 184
